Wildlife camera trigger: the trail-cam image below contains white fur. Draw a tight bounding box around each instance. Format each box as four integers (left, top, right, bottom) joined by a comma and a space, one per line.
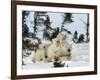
47, 32, 72, 62
33, 32, 72, 62
47, 38, 60, 61
34, 44, 46, 62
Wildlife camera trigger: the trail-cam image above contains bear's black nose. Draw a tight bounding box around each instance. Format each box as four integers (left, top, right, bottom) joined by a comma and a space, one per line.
68, 49, 71, 52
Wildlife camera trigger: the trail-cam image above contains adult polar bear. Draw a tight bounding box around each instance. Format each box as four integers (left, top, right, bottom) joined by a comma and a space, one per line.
47, 31, 72, 62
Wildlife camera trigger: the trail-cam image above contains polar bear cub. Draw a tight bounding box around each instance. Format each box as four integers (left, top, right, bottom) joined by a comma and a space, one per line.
33, 44, 46, 62
47, 38, 60, 62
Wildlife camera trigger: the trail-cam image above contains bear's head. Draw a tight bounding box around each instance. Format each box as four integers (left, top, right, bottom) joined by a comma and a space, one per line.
52, 38, 60, 47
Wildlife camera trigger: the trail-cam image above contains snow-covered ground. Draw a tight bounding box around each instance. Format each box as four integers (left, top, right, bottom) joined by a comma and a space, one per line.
22, 42, 89, 69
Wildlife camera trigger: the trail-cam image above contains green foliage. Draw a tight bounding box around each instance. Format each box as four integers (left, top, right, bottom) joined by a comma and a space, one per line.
63, 13, 73, 24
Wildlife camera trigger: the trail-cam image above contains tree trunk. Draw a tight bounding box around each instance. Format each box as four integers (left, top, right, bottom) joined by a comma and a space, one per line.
86, 14, 89, 42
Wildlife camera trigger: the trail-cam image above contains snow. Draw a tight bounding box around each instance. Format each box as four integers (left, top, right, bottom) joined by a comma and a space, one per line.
22, 43, 89, 69
23, 50, 35, 64
71, 43, 89, 62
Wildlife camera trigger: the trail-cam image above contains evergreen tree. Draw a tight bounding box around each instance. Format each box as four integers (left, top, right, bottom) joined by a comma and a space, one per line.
79, 14, 90, 42
22, 11, 30, 37
63, 13, 73, 24
34, 12, 38, 34
22, 11, 30, 50
86, 14, 89, 42
61, 13, 73, 31
22, 24, 29, 37
73, 31, 78, 43
22, 11, 30, 24
44, 15, 51, 29
78, 34, 84, 43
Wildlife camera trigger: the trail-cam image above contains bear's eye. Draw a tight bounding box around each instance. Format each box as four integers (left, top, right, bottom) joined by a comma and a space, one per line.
57, 40, 60, 43
43, 46, 45, 48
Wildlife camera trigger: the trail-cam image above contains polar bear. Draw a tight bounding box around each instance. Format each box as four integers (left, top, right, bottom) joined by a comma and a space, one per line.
47, 38, 60, 62
57, 32, 72, 60
33, 44, 46, 62
56, 31, 67, 42
47, 31, 72, 62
